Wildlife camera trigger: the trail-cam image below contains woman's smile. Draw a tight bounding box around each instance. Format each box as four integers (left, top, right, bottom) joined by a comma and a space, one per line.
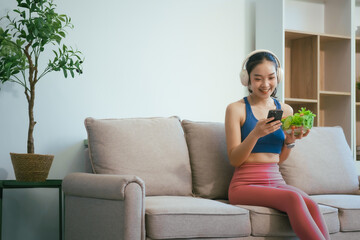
259, 88, 271, 94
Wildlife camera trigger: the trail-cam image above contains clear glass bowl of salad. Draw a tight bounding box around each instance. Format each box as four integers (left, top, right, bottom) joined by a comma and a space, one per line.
281, 108, 316, 135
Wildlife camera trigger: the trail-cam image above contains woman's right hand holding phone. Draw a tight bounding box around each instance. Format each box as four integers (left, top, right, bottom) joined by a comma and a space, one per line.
252, 117, 282, 138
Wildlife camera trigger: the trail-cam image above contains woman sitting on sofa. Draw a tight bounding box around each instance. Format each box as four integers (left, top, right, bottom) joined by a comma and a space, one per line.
225, 49, 330, 240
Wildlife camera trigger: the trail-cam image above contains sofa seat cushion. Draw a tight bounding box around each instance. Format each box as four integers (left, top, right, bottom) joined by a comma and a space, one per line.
231, 204, 339, 237
85, 116, 192, 196
311, 194, 360, 232
145, 196, 251, 239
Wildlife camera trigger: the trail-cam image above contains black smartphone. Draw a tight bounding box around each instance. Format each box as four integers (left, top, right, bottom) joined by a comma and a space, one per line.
267, 109, 283, 124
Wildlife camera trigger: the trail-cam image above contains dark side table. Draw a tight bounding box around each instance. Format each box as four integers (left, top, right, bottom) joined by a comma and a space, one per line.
0, 179, 63, 240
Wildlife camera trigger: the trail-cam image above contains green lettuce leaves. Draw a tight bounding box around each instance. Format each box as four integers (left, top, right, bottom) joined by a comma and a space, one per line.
281, 107, 316, 131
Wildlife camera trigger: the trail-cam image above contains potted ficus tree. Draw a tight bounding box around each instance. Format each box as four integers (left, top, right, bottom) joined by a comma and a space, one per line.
0, 0, 84, 181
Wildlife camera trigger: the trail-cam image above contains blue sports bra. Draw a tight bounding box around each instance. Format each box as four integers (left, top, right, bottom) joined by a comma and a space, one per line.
241, 97, 285, 154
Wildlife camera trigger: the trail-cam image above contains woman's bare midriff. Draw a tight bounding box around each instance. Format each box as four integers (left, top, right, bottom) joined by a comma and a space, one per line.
245, 152, 280, 164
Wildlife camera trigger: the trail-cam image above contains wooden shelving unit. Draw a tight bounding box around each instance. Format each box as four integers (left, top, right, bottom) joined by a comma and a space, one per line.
256, 0, 356, 162
283, 28, 352, 144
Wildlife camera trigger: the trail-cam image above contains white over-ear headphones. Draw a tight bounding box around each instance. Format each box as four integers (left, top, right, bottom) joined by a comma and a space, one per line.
240, 49, 284, 86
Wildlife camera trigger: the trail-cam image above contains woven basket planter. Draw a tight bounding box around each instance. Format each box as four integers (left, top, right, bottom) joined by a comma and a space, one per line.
10, 153, 54, 182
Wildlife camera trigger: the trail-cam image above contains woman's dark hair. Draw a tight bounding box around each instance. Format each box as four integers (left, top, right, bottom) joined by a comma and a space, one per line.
246, 52, 278, 98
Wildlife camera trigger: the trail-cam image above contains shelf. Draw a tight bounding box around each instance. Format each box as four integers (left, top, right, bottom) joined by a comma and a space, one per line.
319, 91, 351, 96
285, 29, 350, 40
320, 34, 351, 41
285, 98, 318, 103
285, 30, 318, 40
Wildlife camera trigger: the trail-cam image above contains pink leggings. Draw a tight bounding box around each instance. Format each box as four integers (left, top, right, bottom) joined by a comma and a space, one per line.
228, 163, 330, 240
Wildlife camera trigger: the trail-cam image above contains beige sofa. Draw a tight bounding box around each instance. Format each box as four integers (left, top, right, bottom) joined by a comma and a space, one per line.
63, 116, 360, 240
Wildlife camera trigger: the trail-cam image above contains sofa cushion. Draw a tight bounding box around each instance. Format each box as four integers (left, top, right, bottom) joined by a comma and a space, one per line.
279, 127, 359, 195
85, 116, 192, 196
145, 196, 250, 239
311, 194, 360, 232
181, 120, 234, 199
234, 204, 339, 237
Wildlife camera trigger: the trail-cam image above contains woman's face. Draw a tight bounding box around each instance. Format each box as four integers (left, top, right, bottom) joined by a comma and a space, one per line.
249, 60, 277, 99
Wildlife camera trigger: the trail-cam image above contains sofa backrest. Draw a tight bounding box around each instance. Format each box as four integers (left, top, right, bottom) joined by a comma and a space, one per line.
279, 126, 359, 195
182, 120, 234, 199
85, 116, 192, 196
182, 122, 359, 197
84, 116, 359, 197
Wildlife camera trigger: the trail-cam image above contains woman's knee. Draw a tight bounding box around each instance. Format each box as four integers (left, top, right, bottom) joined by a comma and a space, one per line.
283, 191, 304, 206
305, 198, 320, 212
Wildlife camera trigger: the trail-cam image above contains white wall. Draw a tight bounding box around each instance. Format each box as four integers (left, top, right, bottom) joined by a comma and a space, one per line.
0, 0, 255, 239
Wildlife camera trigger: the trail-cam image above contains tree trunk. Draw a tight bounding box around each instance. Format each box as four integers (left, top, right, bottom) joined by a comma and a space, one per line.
24, 42, 36, 154
27, 87, 35, 153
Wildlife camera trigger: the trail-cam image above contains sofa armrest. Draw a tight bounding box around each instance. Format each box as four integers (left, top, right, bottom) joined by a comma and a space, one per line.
63, 172, 144, 200
63, 173, 145, 240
